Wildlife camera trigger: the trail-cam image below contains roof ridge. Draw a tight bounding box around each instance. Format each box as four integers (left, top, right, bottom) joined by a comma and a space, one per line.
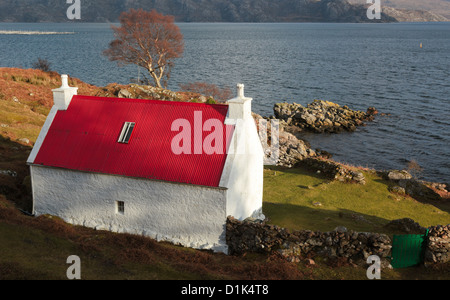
73, 95, 229, 109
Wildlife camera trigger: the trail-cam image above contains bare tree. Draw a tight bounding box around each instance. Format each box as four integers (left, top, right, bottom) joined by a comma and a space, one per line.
32, 58, 52, 72
103, 9, 184, 89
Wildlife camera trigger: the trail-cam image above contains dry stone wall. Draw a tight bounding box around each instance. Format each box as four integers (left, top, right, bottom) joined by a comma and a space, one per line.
425, 225, 450, 264
227, 217, 450, 267
226, 217, 392, 266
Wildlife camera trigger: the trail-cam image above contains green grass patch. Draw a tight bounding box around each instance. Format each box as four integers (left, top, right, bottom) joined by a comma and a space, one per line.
263, 166, 450, 234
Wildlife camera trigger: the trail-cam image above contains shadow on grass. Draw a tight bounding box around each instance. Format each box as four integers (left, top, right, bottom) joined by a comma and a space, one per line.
263, 202, 393, 235
265, 164, 331, 180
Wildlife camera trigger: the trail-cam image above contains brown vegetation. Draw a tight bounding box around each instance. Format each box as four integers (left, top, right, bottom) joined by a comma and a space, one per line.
179, 82, 232, 103
0, 196, 309, 280
0, 68, 102, 108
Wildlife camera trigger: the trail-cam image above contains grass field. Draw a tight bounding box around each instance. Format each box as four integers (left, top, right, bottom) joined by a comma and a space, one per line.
263, 166, 450, 234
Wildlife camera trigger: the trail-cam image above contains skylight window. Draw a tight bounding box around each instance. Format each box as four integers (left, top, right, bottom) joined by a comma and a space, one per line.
118, 122, 135, 144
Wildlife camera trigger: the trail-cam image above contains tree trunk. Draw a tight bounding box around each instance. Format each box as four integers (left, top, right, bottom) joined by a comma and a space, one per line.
152, 73, 162, 89
148, 66, 162, 88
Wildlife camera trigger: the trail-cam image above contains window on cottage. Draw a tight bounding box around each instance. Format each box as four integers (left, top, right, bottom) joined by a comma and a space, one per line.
118, 122, 135, 144
116, 201, 125, 215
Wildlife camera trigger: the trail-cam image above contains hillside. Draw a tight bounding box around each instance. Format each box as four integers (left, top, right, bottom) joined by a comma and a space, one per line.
0, 0, 447, 23
0, 68, 203, 211
1, 68, 449, 280
348, 0, 450, 19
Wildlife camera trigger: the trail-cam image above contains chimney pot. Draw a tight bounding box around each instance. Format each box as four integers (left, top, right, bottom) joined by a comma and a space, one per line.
52, 74, 78, 110
237, 84, 245, 98
61, 74, 69, 88
226, 83, 253, 122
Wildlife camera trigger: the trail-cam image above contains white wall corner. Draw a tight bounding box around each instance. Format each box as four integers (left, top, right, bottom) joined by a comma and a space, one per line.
220, 83, 264, 221
27, 106, 59, 164
52, 74, 78, 110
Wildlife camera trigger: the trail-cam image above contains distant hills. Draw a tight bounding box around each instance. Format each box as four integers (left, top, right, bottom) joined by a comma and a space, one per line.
348, 0, 450, 19
0, 0, 448, 23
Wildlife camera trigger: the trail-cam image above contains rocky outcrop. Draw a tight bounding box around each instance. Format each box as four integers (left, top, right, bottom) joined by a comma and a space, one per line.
255, 110, 370, 182
103, 84, 184, 102
382, 7, 448, 22
277, 131, 317, 168
97, 83, 222, 104
387, 170, 413, 181
253, 113, 318, 168
299, 158, 366, 185
274, 100, 377, 133
347, 0, 450, 20
383, 170, 445, 202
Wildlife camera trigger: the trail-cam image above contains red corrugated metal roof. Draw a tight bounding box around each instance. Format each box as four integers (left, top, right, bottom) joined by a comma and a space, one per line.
33, 95, 234, 187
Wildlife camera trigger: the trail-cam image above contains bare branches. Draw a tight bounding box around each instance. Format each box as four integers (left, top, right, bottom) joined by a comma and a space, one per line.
103, 9, 184, 89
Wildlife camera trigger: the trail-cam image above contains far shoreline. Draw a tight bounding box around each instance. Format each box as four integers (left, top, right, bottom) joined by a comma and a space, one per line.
0, 30, 75, 35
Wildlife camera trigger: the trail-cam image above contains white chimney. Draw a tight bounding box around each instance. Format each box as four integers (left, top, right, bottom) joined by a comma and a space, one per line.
52, 74, 78, 110
226, 84, 253, 121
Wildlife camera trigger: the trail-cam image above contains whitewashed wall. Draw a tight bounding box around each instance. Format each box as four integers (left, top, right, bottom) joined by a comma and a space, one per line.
220, 84, 265, 221
30, 166, 229, 253
220, 117, 264, 221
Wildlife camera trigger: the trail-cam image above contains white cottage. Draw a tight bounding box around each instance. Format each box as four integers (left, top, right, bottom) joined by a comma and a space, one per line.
27, 75, 264, 253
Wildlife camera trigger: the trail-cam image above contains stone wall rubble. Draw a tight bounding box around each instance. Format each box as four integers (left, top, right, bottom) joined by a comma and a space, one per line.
226, 217, 450, 267
425, 225, 450, 264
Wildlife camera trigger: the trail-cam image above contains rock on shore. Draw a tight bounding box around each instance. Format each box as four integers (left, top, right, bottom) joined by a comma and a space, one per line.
383, 169, 446, 202
253, 113, 319, 167
274, 100, 378, 133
